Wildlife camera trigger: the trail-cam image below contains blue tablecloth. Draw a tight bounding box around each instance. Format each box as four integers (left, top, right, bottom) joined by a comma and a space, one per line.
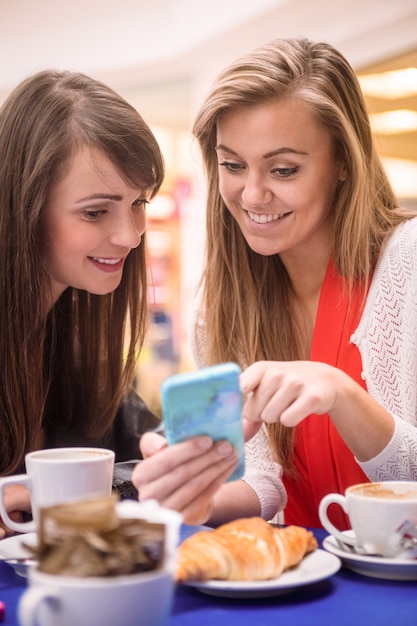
1, 527, 416, 626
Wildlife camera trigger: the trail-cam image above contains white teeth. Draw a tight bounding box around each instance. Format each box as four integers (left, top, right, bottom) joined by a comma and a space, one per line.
247, 211, 285, 224
92, 257, 121, 265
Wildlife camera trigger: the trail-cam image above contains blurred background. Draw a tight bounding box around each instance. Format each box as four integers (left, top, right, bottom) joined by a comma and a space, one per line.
2, 0, 417, 413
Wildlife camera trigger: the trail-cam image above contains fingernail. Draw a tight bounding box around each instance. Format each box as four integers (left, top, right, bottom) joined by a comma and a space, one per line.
198, 436, 213, 450
216, 441, 233, 455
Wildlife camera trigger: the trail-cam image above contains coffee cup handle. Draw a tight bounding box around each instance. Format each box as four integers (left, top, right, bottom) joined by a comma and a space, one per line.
318, 493, 358, 548
18, 586, 60, 626
0, 474, 36, 533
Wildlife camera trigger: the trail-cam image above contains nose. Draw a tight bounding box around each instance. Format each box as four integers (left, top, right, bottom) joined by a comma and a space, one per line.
109, 209, 145, 249
241, 171, 273, 208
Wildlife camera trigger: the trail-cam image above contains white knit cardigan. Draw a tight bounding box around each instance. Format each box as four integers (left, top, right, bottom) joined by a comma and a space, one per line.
192, 217, 417, 521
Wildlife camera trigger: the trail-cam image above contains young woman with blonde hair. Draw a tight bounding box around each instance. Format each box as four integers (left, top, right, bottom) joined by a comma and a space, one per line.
133, 38, 417, 528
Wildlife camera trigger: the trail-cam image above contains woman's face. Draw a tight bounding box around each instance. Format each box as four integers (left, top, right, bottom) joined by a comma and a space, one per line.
216, 97, 345, 265
44, 146, 148, 305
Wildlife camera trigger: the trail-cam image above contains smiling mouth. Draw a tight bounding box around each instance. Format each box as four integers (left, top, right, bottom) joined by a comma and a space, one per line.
247, 211, 291, 224
90, 257, 123, 265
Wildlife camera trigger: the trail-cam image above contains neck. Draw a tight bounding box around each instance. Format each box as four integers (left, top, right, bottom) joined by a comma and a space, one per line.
282, 251, 331, 358
283, 252, 330, 304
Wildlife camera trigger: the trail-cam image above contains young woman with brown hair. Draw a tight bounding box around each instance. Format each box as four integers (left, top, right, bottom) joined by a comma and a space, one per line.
0, 69, 164, 536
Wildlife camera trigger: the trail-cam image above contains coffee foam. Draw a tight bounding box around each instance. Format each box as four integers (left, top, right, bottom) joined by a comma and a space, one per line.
351, 483, 417, 500
31, 450, 111, 461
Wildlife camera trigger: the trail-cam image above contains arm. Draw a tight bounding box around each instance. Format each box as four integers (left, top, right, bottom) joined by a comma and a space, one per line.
359, 417, 417, 481
132, 424, 286, 526
240, 360, 396, 463
0, 484, 31, 539
205, 480, 260, 526
353, 217, 417, 478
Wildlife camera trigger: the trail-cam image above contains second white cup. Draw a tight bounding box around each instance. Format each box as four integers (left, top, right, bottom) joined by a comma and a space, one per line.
0, 447, 115, 533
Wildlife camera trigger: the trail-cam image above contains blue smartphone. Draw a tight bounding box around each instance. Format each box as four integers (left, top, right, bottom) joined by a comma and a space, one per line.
160, 362, 245, 482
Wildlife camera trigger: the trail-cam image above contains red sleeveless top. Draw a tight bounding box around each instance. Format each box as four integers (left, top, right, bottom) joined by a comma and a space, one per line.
282, 260, 369, 529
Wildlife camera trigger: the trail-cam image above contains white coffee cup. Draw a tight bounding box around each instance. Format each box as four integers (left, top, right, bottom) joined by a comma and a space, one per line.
18, 500, 182, 626
0, 447, 115, 533
319, 481, 417, 556
18, 567, 173, 626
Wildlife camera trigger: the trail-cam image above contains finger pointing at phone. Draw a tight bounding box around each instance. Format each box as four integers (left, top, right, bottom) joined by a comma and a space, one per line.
240, 360, 341, 427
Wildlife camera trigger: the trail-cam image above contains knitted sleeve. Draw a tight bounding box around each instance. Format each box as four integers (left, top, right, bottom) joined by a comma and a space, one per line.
355, 218, 417, 480
358, 415, 417, 480
243, 425, 287, 520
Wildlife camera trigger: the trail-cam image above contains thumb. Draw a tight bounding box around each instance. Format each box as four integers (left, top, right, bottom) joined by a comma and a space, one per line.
139, 432, 168, 458
243, 419, 262, 442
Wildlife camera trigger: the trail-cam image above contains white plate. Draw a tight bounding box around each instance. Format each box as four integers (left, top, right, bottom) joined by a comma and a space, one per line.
0, 532, 38, 577
184, 549, 341, 598
323, 531, 417, 581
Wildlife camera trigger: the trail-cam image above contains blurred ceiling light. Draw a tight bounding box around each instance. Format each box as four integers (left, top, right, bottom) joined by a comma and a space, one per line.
382, 157, 417, 198
359, 67, 417, 99
370, 109, 417, 134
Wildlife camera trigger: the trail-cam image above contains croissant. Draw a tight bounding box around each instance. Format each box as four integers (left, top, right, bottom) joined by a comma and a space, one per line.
175, 517, 318, 582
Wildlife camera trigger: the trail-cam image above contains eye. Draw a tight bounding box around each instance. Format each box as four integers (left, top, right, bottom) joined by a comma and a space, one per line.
132, 197, 149, 208
272, 166, 299, 178
219, 160, 245, 173
83, 209, 107, 221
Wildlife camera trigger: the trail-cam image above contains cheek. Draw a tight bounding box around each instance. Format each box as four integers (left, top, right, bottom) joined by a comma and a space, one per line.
290, 176, 328, 210
218, 177, 227, 200
134, 209, 147, 236
218, 176, 238, 206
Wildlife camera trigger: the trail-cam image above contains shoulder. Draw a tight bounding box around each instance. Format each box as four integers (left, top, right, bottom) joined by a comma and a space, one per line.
370, 217, 417, 287
357, 218, 417, 337
382, 217, 417, 259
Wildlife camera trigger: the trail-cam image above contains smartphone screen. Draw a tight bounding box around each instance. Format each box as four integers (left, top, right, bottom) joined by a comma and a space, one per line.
161, 362, 245, 481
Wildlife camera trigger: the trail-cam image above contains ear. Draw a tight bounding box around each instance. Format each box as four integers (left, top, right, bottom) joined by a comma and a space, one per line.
337, 161, 348, 183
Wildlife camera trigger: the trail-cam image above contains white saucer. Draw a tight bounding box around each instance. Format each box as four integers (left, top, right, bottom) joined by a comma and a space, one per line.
323, 532, 417, 581
184, 549, 341, 598
0, 532, 38, 577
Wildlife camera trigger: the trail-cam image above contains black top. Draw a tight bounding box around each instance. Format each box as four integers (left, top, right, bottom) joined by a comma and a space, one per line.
19, 389, 163, 499
43, 389, 163, 461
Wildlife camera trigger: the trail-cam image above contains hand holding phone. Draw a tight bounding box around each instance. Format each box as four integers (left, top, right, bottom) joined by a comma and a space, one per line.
160, 362, 245, 482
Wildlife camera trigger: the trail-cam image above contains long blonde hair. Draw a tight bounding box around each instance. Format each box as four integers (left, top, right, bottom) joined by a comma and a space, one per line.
0, 70, 164, 474
192, 37, 407, 472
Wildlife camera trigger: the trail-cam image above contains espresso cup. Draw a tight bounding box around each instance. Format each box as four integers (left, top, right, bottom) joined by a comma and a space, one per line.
18, 500, 182, 626
319, 481, 417, 556
0, 447, 115, 533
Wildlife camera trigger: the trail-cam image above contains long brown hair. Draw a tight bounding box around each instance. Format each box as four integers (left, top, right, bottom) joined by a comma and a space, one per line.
192, 38, 408, 473
0, 70, 164, 474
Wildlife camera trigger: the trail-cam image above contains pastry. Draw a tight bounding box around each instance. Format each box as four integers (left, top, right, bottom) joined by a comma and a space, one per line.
175, 517, 318, 582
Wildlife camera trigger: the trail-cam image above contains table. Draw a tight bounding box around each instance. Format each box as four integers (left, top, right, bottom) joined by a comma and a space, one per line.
1, 527, 416, 626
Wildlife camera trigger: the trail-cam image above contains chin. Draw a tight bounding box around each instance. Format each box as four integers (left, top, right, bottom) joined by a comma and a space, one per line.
246, 242, 281, 257
86, 284, 121, 296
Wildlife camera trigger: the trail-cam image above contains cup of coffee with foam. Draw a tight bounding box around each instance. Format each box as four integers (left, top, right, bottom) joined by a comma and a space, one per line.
319, 481, 417, 557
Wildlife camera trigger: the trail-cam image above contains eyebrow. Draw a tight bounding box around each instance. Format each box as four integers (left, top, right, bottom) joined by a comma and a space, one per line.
215, 144, 308, 158
75, 193, 123, 204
